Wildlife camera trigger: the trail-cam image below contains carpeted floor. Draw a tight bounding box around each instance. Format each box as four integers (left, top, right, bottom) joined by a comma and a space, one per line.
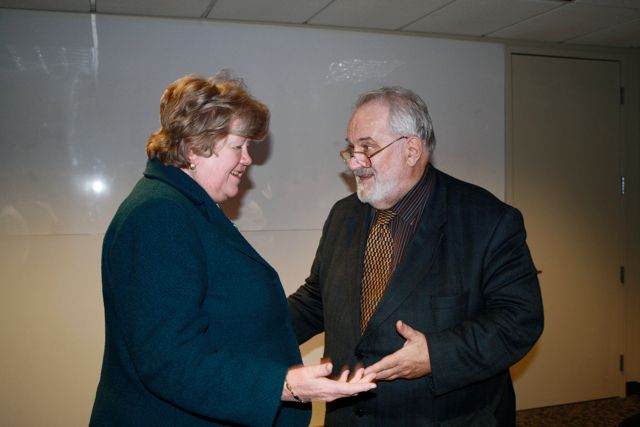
516, 395, 640, 427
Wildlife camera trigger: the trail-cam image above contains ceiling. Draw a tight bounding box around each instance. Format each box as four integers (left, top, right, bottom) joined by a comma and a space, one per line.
2, 0, 640, 49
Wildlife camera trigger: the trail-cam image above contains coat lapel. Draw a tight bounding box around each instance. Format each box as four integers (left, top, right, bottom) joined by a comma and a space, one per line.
206, 202, 273, 271
226, 228, 273, 271
143, 158, 273, 271
360, 171, 447, 338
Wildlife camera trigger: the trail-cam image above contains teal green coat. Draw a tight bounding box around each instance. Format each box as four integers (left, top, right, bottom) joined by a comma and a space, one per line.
90, 159, 310, 426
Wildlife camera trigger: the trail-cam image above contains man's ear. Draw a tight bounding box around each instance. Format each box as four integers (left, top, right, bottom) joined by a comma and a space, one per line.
405, 136, 424, 167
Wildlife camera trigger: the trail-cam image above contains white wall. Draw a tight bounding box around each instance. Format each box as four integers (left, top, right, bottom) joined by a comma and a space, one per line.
0, 9, 505, 426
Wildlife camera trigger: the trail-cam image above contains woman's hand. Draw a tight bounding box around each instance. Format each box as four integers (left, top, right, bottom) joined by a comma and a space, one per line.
281, 362, 376, 403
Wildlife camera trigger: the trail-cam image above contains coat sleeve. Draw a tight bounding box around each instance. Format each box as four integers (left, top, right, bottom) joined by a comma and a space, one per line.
103, 197, 287, 426
427, 207, 544, 395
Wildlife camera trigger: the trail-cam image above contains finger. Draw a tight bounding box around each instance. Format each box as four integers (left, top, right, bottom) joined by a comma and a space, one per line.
334, 364, 350, 380
361, 371, 377, 383
325, 381, 377, 402
337, 369, 350, 382
322, 362, 333, 376
366, 349, 409, 379
364, 353, 398, 376
350, 368, 377, 384
309, 362, 333, 378
344, 380, 377, 393
363, 361, 379, 376
396, 320, 418, 340
348, 367, 364, 382
356, 381, 377, 392
374, 365, 401, 381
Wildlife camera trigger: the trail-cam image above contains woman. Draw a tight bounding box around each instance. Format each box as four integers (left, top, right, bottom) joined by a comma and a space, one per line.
90, 71, 375, 426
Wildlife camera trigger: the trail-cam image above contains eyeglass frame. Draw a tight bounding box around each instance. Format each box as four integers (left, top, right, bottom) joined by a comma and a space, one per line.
339, 135, 408, 166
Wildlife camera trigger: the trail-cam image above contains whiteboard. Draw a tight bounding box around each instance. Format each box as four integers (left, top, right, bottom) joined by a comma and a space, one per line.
0, 9, 504, 236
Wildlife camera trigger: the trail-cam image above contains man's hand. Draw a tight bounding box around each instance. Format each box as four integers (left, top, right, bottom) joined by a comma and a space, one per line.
364, 320, 431, 381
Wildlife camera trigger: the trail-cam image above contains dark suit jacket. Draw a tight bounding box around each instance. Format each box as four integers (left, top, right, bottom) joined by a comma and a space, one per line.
288, 167, 543, 426
90, 159, 310, 426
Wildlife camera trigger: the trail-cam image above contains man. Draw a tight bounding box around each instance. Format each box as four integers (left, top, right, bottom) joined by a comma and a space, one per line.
288, 86, 543, 426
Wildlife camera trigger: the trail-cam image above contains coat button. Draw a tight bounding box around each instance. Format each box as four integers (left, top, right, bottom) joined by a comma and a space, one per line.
355, 350, 363, 359
356, 408, 365, 417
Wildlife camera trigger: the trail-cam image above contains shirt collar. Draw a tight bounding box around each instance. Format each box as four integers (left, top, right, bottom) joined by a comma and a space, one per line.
378, 164, 434, 225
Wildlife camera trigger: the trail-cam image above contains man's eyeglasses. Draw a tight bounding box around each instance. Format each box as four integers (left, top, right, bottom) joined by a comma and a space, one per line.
339, 136, 408, 167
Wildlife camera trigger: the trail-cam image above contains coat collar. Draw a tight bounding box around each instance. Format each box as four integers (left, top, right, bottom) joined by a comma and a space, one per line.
143, 158, 227, 228
143, 158, 272, 269
144, 158, 209, 207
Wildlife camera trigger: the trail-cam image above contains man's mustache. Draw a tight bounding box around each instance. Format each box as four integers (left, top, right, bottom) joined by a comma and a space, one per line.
352, 168, 374, 177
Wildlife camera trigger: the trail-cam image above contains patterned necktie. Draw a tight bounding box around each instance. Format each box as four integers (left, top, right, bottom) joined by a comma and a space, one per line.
360, 209, 396, 334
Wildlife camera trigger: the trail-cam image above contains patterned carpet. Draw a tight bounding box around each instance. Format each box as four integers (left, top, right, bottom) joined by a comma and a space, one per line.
516, 395, 640, 427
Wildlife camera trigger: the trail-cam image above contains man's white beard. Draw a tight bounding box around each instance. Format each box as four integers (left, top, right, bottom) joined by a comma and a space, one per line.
355, 173, 395, 207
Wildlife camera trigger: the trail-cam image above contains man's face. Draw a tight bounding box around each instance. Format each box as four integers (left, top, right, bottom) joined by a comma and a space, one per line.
346, 102, 410, 210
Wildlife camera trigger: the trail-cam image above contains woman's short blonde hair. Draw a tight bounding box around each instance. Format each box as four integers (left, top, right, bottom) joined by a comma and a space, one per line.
146, 70, 270, 168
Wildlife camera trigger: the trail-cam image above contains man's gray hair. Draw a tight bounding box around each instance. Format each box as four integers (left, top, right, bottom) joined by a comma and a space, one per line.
354, 86, 436, 152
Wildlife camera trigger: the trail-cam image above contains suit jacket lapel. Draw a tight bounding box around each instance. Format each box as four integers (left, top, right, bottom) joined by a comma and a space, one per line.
344, 202, 373, 343
360, 171, 447, 338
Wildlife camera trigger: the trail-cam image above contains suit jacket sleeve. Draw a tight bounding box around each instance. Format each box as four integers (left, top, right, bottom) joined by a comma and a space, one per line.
287, 206, 338, 343
427, 206, 543, 395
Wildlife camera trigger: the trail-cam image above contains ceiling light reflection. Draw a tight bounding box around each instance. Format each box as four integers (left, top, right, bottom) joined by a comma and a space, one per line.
84, 177, 108, 196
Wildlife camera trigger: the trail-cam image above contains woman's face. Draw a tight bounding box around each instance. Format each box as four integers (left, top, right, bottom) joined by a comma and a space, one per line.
188, 133, 252, 203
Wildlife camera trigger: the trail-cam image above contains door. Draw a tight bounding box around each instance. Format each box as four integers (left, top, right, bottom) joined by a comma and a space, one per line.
509, 54, 625, 409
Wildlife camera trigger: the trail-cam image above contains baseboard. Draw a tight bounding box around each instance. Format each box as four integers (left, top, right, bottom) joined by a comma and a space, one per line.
627, 381, 640, 396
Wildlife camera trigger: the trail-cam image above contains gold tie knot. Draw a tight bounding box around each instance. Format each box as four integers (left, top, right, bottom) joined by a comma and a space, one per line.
375, 209, 396, 226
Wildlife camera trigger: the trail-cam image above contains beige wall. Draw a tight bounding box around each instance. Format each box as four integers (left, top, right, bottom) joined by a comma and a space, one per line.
0, 235, 104, 426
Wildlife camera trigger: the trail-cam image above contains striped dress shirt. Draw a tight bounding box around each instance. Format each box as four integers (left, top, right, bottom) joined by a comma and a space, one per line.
368, 164, 435, 274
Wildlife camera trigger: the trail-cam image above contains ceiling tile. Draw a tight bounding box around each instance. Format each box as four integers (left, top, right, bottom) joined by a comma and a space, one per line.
489, 2, 640, 42
2, 0, 640, 49
208, 0, 332, 24
575, 0, 640, 10
403, 0, 560, 36
570, 16, 640, 47
308, 0, 451, 30
98, 0, 211, 18
0, 0, 88, 12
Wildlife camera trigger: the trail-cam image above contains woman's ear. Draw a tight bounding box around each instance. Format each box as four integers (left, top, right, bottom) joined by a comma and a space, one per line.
405, 136, 424, 167
186, 147, 198, 170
